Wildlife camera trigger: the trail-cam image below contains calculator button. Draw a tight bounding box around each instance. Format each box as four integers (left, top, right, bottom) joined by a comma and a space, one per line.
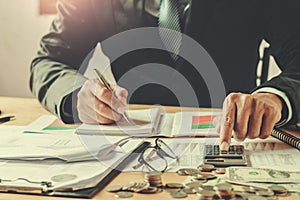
213, 145, 220, 155
221, 150, 228, 154
228, 146, 235, 154
206, 145, 213, 155
236, 146, 244, 154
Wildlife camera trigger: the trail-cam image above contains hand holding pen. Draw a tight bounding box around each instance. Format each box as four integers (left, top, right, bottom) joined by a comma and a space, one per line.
76, 69, 130, 124
93, 69, 132, 124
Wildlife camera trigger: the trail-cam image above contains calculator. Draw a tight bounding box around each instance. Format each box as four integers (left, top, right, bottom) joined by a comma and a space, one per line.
203, 145, 248, 167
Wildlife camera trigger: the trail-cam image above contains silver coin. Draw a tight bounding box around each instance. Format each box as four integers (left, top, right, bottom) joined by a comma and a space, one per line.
194, 174, 217, 180
176, 171, 187, 176
122, 182, 136, 191
193, 174, 207, 181
165, 188, 182, 193
242, 186, 256, 193
140, 186, 158, 194
115, 191, 133, 198
106, 185, 123, 192
131, 182, 150, 192
193, 178, 208, 184
185, 181, 203, 188
198, 164, 215, 172
177, 168, 197, 176
268, 186, 288, 194
170, 191, 187, 198
166, 183, 184, 189
214, 168, 226, 174
200, 185, 214, 191
182, 187, 196, 194
213, 183, 233, 191
185, 168, 201, 175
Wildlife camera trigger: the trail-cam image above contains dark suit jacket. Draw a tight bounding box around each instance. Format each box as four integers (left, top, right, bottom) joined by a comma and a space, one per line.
30, 0, 300, 124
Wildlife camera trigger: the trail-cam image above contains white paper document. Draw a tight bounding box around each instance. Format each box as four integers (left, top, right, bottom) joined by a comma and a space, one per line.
77, 110, 221, 138
0, 117, 144, 191
0, 116, 144, 163
171, 111, 221, 137
77, 107, 163, 136
242, 138, 300, 172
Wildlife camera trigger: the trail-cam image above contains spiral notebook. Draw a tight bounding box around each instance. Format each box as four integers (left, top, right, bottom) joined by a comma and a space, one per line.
271, 127, 300, 150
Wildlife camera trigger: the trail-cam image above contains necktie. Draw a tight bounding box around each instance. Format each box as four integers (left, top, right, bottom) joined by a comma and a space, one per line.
158, 0, 182, 61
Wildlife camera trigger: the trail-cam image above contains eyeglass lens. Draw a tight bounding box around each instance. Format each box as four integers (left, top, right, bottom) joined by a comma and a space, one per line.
141, 147, 168, 172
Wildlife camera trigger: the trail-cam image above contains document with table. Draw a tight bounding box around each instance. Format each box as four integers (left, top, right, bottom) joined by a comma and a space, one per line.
77, 107, 221, 137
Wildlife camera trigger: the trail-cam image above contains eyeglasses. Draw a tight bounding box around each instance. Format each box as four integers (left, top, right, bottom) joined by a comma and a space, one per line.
136, 138, 179, 172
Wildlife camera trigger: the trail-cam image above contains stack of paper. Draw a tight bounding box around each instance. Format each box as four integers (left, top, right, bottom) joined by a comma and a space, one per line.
0, 116, 144, 192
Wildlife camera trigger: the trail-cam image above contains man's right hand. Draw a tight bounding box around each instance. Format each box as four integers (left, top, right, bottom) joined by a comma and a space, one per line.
77, 80, 128, 124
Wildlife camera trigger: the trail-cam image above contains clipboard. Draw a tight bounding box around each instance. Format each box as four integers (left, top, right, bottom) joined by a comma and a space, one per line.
0, 141, 151, 198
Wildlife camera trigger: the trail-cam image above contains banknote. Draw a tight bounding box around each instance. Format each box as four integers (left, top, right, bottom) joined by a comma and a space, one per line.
226, 167, 300, 183
226, 179, 300, 193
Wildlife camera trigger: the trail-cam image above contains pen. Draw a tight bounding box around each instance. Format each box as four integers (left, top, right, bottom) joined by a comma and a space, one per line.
0, 116, 15, 124
93, 69, 132, 124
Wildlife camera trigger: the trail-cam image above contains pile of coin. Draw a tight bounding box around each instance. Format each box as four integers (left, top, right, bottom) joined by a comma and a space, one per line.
122, 182, 149, 192
107, 168, 291, 199
106, 181, 162, 198
165, 183, 184, 194
144, 171, 163, 187
235, 185, 289, 200
176, 166, 219, 177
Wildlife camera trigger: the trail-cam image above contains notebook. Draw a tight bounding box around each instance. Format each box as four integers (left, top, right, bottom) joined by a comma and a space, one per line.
76, 107, 221, 137
271, 128, 300, 150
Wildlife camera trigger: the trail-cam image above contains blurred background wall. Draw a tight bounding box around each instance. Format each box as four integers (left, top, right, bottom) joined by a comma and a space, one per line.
0, 0, 281, 98
0, 0, 54, 97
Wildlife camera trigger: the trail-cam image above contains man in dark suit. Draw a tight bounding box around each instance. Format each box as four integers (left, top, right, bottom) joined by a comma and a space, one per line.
30, 0, 300, 150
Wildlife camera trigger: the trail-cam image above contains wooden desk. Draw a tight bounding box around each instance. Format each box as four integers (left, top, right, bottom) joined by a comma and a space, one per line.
0, 97, 298, 200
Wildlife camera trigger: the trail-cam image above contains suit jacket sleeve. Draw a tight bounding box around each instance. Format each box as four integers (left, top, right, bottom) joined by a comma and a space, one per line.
256, 1, 300, 125
30, 0, 114, 123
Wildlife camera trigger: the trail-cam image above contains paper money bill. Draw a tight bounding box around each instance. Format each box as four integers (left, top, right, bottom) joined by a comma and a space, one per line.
226, 167, 300, 183
226, 179, 300, 193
